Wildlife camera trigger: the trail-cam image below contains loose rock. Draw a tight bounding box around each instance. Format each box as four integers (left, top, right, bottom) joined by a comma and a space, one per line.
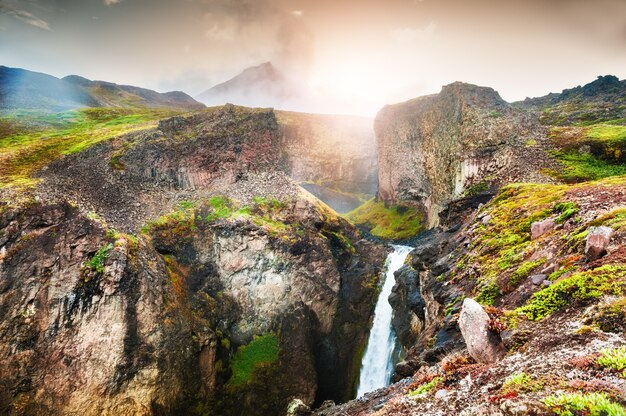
585, 226, 614, 260
531, 274, 547, 285
531, 218, 555, 240
459, 298, 506, 363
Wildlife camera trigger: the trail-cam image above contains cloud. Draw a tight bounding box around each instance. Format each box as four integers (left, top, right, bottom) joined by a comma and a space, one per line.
104, 0, 122, 5
389, 22, 437, 43
0, 2, 51, 31
200, 0, 314, 78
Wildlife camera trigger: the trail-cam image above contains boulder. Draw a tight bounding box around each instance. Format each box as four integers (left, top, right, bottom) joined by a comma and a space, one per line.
286, 399, 311, 416
531, 274, 546, 285
458, 298, 506, 363
585, 226, 613, 260
531, 219, 556, 240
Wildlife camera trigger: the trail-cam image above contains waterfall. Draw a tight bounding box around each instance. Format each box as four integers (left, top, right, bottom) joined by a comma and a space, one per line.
356, 245, 413, 397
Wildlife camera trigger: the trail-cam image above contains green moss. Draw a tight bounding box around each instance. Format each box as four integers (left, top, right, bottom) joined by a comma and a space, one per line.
586, 124, 626, 146
553, 202, 579, 224
476, 280, 501, 306
227, 333, 279, 388
543, 392, 626, 416
407, 377, 443, 397
549, 151, 626, 183
345, 198, 423, 240
597, 347, 626, 377
516, 265, 625, 320
509, 259, 545, 286
590, 208, 626, 231
462, 181, 490, 197
85, 243, 113, 275
501, 372, 542, 394
591, 297, 626, 333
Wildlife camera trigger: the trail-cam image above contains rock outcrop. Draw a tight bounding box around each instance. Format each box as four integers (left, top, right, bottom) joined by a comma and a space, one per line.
375, 82, 553, 226
458, 298, 506, 364
1, 106, 387, 415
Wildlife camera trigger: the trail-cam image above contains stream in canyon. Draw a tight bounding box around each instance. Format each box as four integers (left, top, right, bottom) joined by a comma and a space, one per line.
356, 245, 413, 397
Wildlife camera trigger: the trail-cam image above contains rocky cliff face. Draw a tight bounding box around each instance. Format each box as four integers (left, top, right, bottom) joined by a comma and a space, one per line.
0, 106, 386, 415
277, 111, 378, 213
375, 82, 554, 227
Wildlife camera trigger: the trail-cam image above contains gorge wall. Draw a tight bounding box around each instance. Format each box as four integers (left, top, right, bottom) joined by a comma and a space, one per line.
375, 82, 553, 226
0, 106, 387, 415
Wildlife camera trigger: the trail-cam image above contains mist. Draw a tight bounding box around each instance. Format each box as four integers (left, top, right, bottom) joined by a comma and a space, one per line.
1, 0, 625, 115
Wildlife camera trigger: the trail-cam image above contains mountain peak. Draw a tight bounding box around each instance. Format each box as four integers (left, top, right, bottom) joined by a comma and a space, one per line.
195, 62, 299, 108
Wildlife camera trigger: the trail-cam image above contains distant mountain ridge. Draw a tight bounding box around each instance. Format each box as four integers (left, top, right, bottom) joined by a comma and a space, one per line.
0, 65, 204, 112
515, 74, 626, 125
196, 62, 303, 109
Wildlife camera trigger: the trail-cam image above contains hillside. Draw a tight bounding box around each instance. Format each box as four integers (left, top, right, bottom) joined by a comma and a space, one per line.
0, 66, 97, 110
0, 66, 204, 112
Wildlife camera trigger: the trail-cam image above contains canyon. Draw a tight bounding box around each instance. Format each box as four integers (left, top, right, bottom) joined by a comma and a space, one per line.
1, 70, 626, 416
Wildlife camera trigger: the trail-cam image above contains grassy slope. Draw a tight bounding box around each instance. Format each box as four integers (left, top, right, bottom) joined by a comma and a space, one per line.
449, 175, 626, 310
546, 124, 626, 183
0, 107, 182, 190
344, 198, 423, 240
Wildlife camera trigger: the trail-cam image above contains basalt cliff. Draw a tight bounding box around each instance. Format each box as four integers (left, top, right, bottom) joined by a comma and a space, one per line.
375, 82, 556, 227
0, 105, 386, 415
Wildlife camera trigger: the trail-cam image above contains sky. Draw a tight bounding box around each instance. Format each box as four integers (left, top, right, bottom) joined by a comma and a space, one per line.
1, 0, 626, 115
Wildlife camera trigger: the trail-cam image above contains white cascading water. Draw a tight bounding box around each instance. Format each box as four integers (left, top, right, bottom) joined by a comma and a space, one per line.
356, 245, 413, 397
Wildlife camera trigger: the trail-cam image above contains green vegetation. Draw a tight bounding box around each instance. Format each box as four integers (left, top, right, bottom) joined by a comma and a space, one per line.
590, 297, 626, 333
144, 196, 296, 248
515, 266, 625, 320
547, 151, 626, 183
585, 124, 626, 145
590, 208, 626, 232
596, 347, 626, 377
509, 259, 544, 286
458, 183, 567, 303
501, 372, 542, 394
345, 198, 423, 240
407, 377, 443, 397
553, 202, 579, 224
227, 333, 279, 387
476, 280, 501, 306
546, 124, 626, 183
543, 392, 626, 416
0, 108, 179, 189
84, 243, 114, 275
